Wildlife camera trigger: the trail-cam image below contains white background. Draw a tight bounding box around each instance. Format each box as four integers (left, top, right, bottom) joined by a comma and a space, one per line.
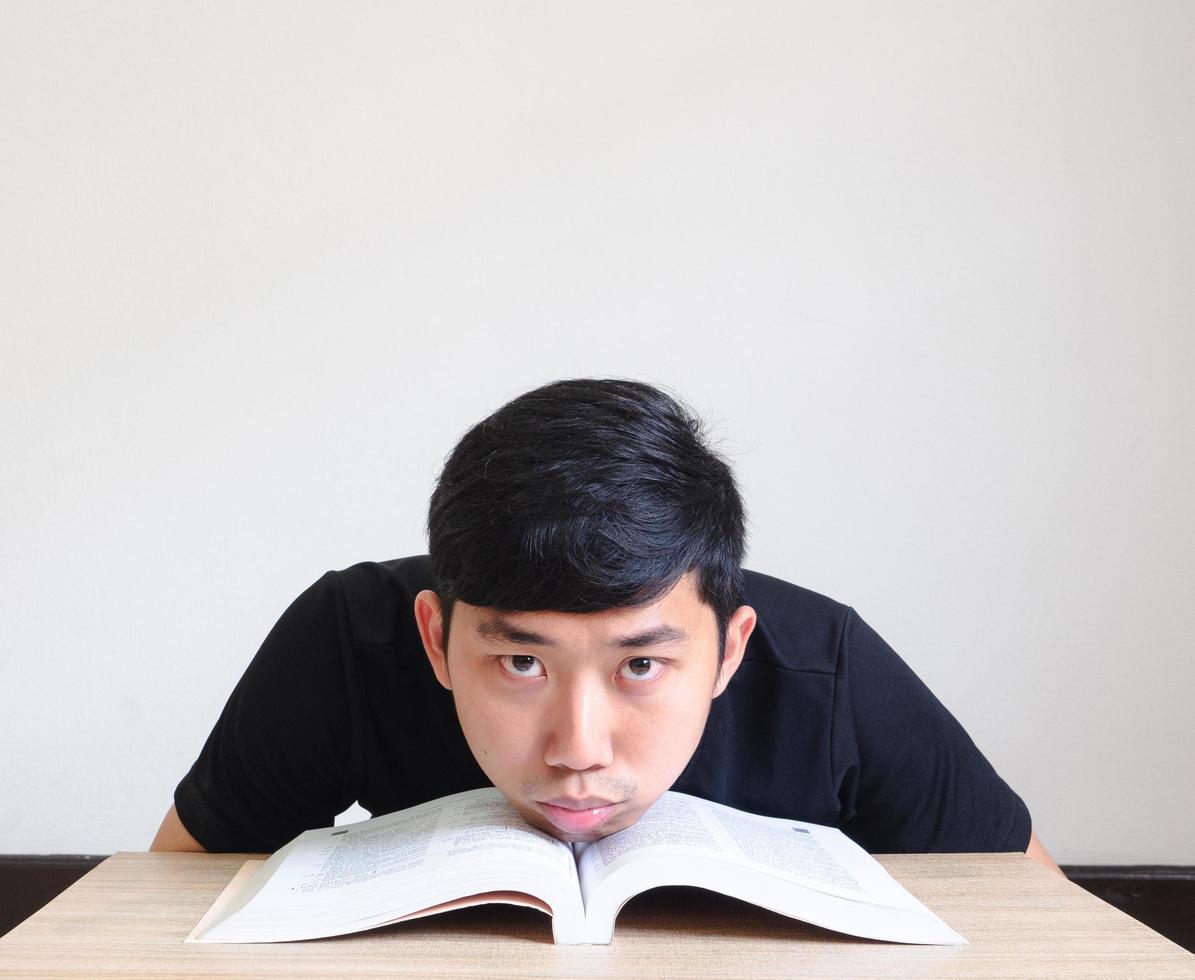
2, 2, 1191, 863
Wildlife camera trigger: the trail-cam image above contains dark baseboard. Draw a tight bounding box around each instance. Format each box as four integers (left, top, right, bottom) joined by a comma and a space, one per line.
0, 856, 106, 939
1, 856, 1192, 954
1061, 865, 1195, 955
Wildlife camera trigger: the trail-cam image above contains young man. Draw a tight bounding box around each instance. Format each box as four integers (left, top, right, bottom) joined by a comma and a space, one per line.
152, 378, 1060, 875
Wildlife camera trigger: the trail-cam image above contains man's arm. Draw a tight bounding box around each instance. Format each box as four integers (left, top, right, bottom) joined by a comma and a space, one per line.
159, 571, 360, 853
149, 804, 206, 852
1027, 829, 1064, 876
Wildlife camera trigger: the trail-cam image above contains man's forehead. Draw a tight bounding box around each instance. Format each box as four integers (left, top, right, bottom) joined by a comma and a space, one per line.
460, 570, 709, 642
475, 615, 692, 649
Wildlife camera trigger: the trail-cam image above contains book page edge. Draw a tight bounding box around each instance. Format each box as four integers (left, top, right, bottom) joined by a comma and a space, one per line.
185, 859, 266, 942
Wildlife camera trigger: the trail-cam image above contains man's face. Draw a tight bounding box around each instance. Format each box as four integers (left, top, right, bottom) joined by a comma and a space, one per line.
414, 573, 754, 843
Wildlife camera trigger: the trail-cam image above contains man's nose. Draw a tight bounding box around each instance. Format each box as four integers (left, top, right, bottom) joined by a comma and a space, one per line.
542, 677, 615, 772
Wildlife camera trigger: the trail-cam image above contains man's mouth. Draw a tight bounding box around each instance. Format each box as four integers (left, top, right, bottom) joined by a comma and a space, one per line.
535, 797, 622, 836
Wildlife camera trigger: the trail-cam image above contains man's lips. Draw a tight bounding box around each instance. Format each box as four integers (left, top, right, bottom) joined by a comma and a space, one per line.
536, 797, 622, 836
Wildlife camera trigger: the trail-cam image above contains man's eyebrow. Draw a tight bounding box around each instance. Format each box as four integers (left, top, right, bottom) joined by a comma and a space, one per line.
475, 618, 554, 646
612, 624, 691, 648
474, 617, 690, 649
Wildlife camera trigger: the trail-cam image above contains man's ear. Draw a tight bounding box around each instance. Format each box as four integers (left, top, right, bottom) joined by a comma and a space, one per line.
712, 604, 756, 698
414, 590, 452, 691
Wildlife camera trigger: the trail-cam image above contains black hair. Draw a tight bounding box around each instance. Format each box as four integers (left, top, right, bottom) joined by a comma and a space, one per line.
426, 378, 747, 664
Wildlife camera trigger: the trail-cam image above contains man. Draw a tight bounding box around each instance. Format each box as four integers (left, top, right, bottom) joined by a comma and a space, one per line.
152, 378, 1060, 875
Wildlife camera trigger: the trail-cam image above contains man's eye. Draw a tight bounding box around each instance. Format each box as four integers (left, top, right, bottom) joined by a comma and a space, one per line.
619, 657, 664, 682
499, 654, 546, 678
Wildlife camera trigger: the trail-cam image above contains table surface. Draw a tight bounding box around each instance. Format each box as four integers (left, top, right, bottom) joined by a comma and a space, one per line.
0, 851, 1191, 978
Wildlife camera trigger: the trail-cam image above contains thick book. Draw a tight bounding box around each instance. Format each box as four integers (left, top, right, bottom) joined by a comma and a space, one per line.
186, 787, 966, 946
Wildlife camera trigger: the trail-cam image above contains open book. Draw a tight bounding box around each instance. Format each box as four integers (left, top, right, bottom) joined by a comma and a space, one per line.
187, 787, 965, 946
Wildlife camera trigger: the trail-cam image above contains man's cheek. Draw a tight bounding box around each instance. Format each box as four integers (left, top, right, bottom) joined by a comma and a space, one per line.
462, 706, 532, 771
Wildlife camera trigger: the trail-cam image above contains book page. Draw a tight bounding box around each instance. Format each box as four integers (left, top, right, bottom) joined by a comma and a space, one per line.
706, 804, 863, 893
577, 792, 907, 907
193, 788, 580, 943
291, 792, 570, 894
185, 860, 264, 942
587, 792, 722, 865
572, 792, 965, 946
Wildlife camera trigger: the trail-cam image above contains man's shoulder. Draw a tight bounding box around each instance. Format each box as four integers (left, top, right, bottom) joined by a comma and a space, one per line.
741, 567, 850, 618
325, 554, 435, 647
740, 567, 853, 675
332, 554, 435, 592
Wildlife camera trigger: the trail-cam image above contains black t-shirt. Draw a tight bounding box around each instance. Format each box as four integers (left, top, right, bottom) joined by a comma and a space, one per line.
175, 555, 1031, 855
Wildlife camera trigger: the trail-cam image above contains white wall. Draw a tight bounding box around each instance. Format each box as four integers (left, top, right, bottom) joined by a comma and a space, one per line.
2, 1, 1191, 864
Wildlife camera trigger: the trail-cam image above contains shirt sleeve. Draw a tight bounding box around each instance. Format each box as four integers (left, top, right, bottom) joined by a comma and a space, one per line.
173, 571, 361, 852
833, 607, 1032, 853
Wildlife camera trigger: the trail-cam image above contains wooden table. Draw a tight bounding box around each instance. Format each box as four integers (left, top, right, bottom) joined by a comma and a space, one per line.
0, 852, 1191, 977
